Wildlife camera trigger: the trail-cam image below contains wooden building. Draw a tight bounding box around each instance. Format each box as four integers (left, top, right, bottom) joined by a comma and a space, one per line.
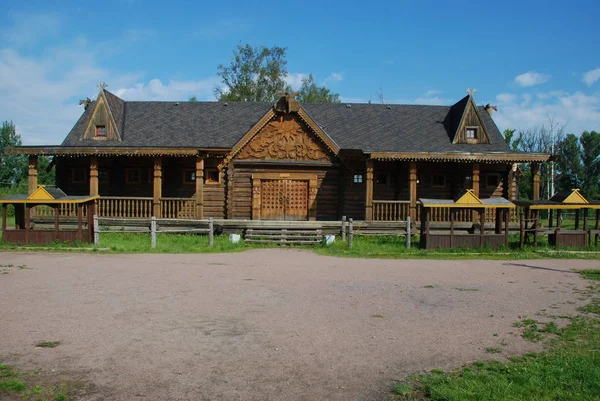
7, 88, 550, 222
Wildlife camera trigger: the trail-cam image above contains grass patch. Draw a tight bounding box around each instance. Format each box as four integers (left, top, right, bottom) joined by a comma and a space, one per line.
580, 269, 600, 281
484, 347, 502, 354
371, 314, 385, 319
35, 341, 60, 348
0, 362, 80, 401
394, 316, 600, 400
453, 287, 479, 292
1, 230, 600, 259
423, 285, 435, 289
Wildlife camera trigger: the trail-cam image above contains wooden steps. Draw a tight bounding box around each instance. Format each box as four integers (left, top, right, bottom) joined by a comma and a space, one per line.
244, 228, 323, 245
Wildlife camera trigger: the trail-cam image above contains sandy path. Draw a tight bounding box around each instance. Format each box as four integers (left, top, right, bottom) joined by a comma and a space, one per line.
0, 250, 598, 401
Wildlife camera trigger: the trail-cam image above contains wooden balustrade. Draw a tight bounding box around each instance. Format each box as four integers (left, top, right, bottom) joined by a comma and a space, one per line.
33, 204, 86, 217
372, 201, 411, 221
97, 197, 153, 218
373, 200, 518, 223
160, 198, 197, 219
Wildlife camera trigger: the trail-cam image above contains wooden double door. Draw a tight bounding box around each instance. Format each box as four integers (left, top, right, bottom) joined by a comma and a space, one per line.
261, 179, 308, 220
252, 173, 318, 221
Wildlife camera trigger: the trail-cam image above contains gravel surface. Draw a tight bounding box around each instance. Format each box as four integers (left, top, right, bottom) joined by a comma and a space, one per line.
1, 250, 598, 401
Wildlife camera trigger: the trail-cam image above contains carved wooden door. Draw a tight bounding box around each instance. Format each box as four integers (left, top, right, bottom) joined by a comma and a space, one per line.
261, 179, 308, 220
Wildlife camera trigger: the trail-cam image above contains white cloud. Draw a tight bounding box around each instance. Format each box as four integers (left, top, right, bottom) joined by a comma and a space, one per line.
0, 13, 218, 145
114, 77, 220, 101
415, 90, 446, 105
514, 71, 550, 87
493, 91, 600, 135
583, 68, 600, 86
323, 72, 343, 85
424, 89, 441, 97
283, 72, 308, 89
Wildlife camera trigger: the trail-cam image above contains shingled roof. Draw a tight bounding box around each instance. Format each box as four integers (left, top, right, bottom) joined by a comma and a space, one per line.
61, 90, 510, 154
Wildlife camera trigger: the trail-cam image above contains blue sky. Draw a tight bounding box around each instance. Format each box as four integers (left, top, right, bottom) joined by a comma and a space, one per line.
1, 0, 599, 144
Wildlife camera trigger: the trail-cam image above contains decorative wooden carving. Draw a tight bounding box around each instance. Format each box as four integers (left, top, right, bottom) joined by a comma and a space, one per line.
237, 115, 330, 162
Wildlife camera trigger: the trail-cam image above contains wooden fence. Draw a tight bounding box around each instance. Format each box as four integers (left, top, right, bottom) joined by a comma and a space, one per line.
93, 216, 213, 248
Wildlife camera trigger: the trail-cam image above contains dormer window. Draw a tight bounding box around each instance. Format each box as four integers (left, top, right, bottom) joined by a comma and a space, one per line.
465, 127, 477, 139
95, 125, 106, 137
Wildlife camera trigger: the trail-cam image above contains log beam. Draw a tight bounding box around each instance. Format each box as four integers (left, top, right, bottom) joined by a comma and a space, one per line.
153, 157, 162, 217
28, 155, 38, 195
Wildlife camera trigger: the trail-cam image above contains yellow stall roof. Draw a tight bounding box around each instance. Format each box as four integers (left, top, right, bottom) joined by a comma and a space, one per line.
420, 189, 515, 209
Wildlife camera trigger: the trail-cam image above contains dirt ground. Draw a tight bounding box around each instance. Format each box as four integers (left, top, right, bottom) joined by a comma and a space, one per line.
1, 250, 598, 401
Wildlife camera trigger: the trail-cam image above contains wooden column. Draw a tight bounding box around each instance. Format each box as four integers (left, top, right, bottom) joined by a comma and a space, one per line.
472, 163, 480, 223
365, 160, 374, 220
504, 209, 510, 246
28, 155, 38, 195
195, 157, 204, 219
409, 162, 417, 223
54, 205, 60, 236
153, 157, 162, 217
309, 178, 318, 221
507, 163, 518, 201
531, 162, 541, 200
89, 156, 99, 196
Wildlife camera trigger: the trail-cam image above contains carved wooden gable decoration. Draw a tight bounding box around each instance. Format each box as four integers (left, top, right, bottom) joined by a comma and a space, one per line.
81, 90, 121, 142
237, 114, 333, 162
453, 95, 490, 145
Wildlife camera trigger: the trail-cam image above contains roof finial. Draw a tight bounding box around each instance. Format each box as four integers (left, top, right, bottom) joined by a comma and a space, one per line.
97, 82, 108, 90
465, 88, 476, 97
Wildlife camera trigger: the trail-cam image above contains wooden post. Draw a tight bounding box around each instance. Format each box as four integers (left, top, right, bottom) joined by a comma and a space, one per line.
504, 209, 510, 247
507, 163, 518, 201
151, 217, 157, 248
450, 209, 455, 248
1, 205, 6, 235
519, 211, 524, 249
409, 162, 417, 223
28, 155, 38, 195
549, 209, 553, 228
153, 157, 162, 218
583, 208, 588, 245
54, 205, 60, 237
348, 218, 353, 249
480, 207, 485, 247
195, 157, 204, 219
77, 204, 83, 242
594, 209, 600, 245
93, 215, 99, 246
533, 210, 539, 247
531, 162, 541, 200
341, 216, 346, 241
406, 216, 411, 248
25, 204, 30, 244
365, 160, 374, 221
208, 217, 214, 247
89, 156, 99, 196
495, 208, 501, 234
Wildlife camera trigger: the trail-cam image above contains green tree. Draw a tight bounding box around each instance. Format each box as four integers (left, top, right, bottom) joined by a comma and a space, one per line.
188, 95, 198, 102
0, 121, 27, 185
579, 130, 600, 199
555, 134, 583, 191
292, 74, 340, 103
215, 44, 288, 102
503, 128, 522, 151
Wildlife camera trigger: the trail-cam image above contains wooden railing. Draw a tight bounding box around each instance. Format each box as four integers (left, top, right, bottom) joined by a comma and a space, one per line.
160, 197, 196, 219
372, 200, 519, 223
34, 204, 87, 217
372, 201, 411, 221
98, 197, 154, 218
